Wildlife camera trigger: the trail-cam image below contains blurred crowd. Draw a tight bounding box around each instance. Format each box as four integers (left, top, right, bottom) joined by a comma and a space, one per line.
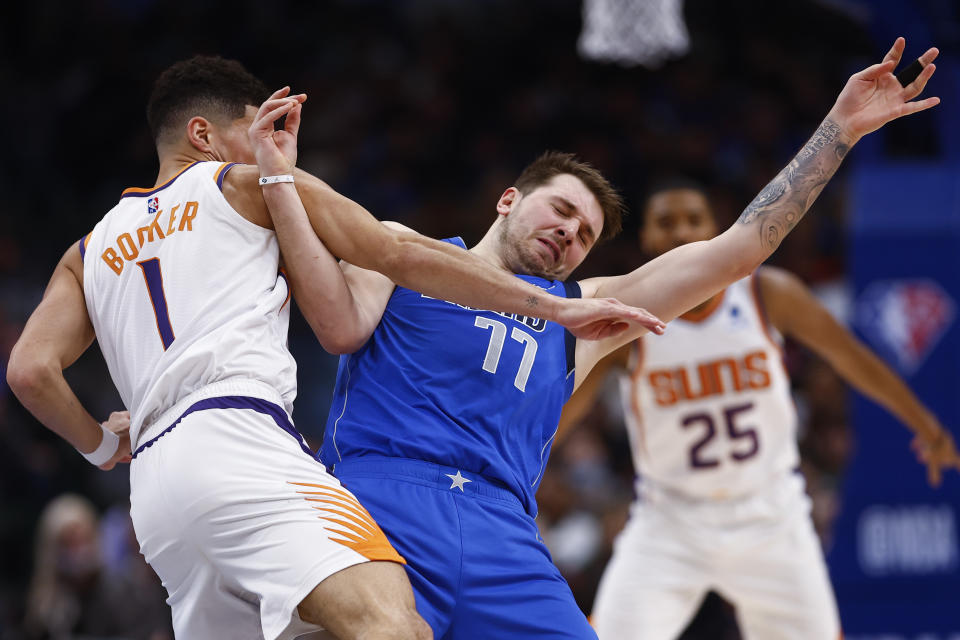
1, 0, 953, 637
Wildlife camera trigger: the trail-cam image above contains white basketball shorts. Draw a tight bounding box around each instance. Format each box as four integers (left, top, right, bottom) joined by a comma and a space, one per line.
129, 393, 404, 640
591, 474, 841, 640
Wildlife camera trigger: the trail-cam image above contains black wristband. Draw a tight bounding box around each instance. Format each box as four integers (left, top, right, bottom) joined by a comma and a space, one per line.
896, 58, 924, 88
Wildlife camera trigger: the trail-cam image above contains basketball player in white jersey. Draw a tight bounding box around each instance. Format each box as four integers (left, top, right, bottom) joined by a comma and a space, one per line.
4, 56, 658, 640
558, 179, 960, 639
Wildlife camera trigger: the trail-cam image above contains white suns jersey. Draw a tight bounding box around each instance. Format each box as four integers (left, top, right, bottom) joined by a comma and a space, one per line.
619, 274, 798, 500
81, 162, 296, 449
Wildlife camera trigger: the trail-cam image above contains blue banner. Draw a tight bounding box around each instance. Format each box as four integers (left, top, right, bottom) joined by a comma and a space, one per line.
830, 164, 960, 636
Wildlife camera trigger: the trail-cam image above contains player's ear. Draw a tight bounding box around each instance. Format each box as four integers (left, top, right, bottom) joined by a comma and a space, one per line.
496, 187, 520, 217
185, 116, 214, 153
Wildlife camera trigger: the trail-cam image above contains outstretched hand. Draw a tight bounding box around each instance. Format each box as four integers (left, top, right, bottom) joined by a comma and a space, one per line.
911, 420, 960, 488
248, 87, 307, 177
556, 297, 666, 341
99, 410, 132, 471
828, 37, 940, 142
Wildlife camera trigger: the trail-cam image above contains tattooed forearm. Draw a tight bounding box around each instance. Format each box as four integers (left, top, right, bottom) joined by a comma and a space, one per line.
738, 118, 852, 251
526, 296, 538, 309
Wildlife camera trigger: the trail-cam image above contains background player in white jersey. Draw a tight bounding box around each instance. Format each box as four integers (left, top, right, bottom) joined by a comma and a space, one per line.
4, 56, 655, 640
558, 179, 960, 639
258, 39, 947, 638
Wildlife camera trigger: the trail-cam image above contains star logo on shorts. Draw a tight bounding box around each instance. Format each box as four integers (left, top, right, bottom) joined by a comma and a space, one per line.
445, 470, 472, 492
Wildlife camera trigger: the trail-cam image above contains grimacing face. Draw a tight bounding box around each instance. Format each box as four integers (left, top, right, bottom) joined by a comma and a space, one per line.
498, 174, 605, 281
640, 188, 717, 258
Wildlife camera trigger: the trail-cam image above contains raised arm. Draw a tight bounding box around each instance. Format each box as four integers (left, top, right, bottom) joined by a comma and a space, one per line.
758, 266, 960, 486
575, 39, 939, 376
6, 244, 131, 469
236, 89, 662, 344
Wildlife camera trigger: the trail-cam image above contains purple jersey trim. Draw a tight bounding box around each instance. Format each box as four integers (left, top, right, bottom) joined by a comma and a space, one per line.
78, 235, 87, 261
121, 161, 200, 199
216, 162, 238, 191
132, 395, 315, 459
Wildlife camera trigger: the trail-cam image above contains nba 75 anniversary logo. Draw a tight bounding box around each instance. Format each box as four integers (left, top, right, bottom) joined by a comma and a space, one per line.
855, 279, 955, 374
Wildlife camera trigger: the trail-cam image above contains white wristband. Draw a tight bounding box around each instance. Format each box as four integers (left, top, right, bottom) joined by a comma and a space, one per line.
259, 175, 295, 186
80, 423, 120, 467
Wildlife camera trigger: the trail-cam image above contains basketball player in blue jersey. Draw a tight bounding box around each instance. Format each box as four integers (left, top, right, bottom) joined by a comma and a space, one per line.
7, 56, 656, 640
258, 40, 941, 639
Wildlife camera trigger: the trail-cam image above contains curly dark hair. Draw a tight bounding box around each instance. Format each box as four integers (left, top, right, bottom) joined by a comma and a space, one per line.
146, 56, 269, 144
514, 151, 625, 242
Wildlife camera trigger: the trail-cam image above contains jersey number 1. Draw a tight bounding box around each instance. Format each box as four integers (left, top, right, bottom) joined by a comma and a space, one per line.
137, 258, 175, 350
474, 316, 538, 392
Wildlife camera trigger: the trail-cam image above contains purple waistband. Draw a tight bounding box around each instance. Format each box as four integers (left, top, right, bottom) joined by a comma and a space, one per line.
131, 395, 316, 460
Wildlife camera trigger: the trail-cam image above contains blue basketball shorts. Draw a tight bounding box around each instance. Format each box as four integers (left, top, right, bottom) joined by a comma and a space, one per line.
332, 457, 597, 640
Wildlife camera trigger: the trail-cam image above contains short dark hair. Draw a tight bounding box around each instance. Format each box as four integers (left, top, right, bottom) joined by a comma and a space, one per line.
514, 151, 625, 242
641, 176, 709, 224
644, 176, 707, 202
146, 56, 269, 144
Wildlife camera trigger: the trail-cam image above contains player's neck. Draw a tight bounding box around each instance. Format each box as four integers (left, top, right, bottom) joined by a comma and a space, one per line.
470, 229, 513, 274
155, 148, 218, 186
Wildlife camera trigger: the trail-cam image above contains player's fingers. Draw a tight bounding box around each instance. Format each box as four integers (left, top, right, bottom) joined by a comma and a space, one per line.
902, 62, 937, 99
604, 299, 663, 325
257, 97, 301, 116
882, 37, 905, 66
919, 46, 940, 67
256, 88, 291, 118
255, 101, 299, 132
927, 459, 942, 487
856, 60, 896, 81
254, 96, 300, 123
286, 102, 302, 138
901, 95, 940, 117
598, 321, 629, 340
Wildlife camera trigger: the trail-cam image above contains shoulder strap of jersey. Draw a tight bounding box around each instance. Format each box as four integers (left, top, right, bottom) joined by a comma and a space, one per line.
562, 280, 581, 376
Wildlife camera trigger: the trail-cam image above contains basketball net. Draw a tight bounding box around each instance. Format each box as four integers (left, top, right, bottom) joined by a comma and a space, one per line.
578, 0, 690, 68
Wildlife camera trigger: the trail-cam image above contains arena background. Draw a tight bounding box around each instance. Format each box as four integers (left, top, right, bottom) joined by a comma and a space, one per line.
1, 0, 958, 638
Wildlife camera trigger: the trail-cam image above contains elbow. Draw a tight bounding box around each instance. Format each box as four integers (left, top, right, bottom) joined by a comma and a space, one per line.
6, 347, 55, 406
317, 333, 369, 356
308, 317, 373, 355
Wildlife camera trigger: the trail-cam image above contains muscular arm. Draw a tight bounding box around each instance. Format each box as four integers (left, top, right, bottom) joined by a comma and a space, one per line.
6, 245, 130, 467
257, 179, 375, 354
588, 119, 852, 328
760, 266, 946, 441
226, 164, 655, 341
227, 164, 561, 312
236, 90, 657, 345
572, 40, 940, 383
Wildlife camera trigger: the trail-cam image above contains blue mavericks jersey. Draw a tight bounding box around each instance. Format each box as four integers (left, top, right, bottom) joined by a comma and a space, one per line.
320, 237, 579, 516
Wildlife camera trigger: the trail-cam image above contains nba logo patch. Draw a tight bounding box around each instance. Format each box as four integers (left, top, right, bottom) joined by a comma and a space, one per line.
855, 279, 955, 374
147, 196, 159, 215
727, 305, 749, 330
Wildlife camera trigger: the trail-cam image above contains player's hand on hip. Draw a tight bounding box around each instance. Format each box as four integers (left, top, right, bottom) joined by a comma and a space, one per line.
248, 87, 307, 176
99, 410, 132, 470
556, 297, 665, 341
827, 37, 940, 142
